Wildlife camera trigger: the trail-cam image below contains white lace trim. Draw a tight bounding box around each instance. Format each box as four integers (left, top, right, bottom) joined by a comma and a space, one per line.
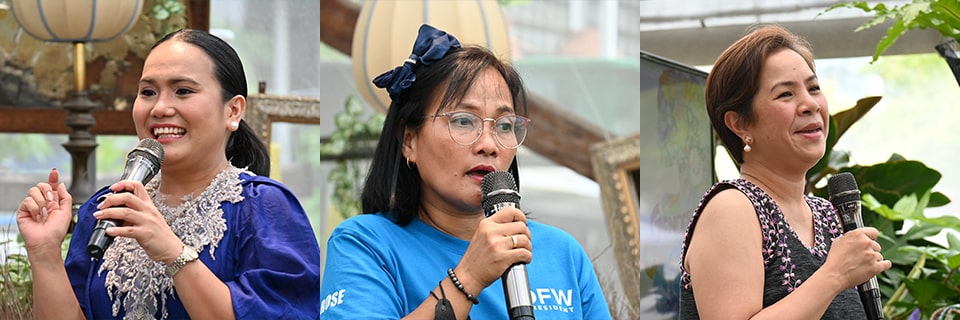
97, 166, 247, 320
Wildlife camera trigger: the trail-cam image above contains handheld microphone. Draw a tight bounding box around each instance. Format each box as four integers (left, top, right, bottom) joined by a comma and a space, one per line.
481, 171, 535, 320
827, 172, 884, 320
87, 138, 164, 259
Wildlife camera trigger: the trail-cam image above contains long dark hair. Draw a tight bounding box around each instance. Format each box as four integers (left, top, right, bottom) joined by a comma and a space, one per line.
361, 45, 527, 225
151, 29, 270, 176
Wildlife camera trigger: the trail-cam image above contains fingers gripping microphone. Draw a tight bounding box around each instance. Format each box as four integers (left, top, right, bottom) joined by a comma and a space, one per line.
828, 172, 884, 320
86, 138, 164, 259
481, 171, 535, 320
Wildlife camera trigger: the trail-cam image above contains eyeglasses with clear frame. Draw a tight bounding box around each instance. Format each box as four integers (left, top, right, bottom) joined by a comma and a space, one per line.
424, 111, 532, 149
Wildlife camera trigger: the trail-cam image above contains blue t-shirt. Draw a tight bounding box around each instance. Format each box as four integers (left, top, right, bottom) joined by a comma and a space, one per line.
319, 212, 611, 319
65, 170, 322, 319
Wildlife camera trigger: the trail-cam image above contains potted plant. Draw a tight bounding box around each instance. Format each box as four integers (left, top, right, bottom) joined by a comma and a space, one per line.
824, 0, 960, 86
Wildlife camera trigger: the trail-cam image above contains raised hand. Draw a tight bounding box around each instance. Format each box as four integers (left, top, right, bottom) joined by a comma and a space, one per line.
17, 168, 74, 254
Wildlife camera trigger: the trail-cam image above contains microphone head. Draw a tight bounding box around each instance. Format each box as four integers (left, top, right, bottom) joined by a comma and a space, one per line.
481, 171, 520, 217
122, 138, 164, 184
129, 138, 165, 167
827, 172, 860, 204
827, 172, 860, 202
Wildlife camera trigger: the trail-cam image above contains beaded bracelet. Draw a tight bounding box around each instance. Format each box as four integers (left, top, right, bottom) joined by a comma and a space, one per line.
447, 268, 479, 305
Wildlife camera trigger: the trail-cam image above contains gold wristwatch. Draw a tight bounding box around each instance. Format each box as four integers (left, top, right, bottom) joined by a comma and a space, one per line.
165, 245, 199, 277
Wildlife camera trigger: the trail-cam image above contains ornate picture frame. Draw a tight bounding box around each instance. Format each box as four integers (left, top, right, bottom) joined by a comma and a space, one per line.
590, 133, 642, 310
245, 94, 321, 148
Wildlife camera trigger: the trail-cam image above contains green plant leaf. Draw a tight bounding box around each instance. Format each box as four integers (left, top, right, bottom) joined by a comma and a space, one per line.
902, 222, 944, 242
845, 160, 942, 208
947, 232, 960, 250
886, 245, 926, 265
832, 96, 883, 139
945, 251, 960, 270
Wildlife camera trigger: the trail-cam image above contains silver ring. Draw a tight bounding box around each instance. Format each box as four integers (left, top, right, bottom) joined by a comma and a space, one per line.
510, 235, 518, 249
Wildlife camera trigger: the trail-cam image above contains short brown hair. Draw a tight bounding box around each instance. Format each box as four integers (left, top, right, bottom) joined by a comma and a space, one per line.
706, 24, 815, 163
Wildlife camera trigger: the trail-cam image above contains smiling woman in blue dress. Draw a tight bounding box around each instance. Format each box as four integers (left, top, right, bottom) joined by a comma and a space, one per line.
17, 29, 322, 319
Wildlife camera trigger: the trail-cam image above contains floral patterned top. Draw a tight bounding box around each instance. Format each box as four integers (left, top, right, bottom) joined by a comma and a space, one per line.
678, 179, 866, 319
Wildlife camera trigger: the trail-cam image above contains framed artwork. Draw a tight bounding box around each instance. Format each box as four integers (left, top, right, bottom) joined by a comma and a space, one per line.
245, 94, 321, 149
594, 51, 713, 318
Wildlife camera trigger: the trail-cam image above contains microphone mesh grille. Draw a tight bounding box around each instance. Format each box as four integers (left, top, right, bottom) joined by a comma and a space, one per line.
481, 171, 517, 196
481, 171, 519, 217
827, 172, 858, 196
129, 138, 165, 167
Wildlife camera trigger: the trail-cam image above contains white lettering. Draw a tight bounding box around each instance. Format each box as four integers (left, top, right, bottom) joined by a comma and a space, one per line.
535, 288, 552, 304
319, 288, 348, 315
530, 287, 576, 314
551, 288, 573, 307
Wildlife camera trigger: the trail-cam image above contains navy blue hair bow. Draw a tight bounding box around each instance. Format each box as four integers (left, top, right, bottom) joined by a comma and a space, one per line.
372, 24, 462, 100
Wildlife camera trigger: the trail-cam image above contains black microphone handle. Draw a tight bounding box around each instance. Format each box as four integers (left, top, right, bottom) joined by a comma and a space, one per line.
831, 181, 884, 320
87, 219, 121, 259
860, 280, 884, 320
87, 191, 131, 260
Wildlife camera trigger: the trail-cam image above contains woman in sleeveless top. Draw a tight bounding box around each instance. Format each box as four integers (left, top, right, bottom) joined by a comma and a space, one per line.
677, 25, 892, 319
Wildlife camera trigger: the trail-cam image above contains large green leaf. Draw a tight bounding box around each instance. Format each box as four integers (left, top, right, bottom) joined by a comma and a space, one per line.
844, 160, 943, 208
903, 278, 952, 307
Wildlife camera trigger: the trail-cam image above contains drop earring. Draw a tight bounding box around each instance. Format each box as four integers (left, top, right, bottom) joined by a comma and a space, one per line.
743, 136, 753, 153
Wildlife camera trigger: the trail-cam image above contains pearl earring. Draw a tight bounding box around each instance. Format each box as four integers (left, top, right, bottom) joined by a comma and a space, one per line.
230, 121, 239, 130
743, 136, 753, 153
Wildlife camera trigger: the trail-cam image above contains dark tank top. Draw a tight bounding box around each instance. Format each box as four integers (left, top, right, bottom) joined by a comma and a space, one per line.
678, 179, 866, 319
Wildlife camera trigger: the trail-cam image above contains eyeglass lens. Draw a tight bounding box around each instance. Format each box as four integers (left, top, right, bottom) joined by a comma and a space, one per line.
446, 112, 527, 148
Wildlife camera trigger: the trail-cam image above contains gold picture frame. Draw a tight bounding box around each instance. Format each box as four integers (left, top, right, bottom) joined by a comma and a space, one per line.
590, 133, 642, 311
246, 94, 322, 148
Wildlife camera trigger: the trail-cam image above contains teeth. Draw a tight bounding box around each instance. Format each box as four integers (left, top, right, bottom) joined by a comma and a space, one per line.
153, 127, 185, 138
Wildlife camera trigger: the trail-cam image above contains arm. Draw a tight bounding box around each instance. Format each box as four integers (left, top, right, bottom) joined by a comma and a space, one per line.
320, 223, 410, 319
17, 169, 85, 320
319, 232, 475, 320
220, 181, 322, 319
685, 189, 841, 319
167, 255, 235, 319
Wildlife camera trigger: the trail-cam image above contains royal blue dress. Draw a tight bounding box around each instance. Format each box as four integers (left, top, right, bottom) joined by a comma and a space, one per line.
65, 167, 321, 319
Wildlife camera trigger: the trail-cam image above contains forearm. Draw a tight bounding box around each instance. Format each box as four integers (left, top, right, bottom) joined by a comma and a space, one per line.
403, 277, 475, 320
28, 248, 84, 320
172, 261, 235, 320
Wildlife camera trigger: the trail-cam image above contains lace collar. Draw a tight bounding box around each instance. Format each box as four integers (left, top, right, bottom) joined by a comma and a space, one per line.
97, 165, 247, 319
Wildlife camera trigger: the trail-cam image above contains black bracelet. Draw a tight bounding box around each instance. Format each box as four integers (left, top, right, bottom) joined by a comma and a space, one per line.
447, 268, 479, 305
433, 280, 456, 320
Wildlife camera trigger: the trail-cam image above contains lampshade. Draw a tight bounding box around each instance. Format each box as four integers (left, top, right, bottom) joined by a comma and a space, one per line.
10, 0, 144, 43
352, 0, 511, 112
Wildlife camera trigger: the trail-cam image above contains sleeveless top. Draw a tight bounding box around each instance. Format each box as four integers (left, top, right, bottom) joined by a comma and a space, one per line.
678, 179, 866, 319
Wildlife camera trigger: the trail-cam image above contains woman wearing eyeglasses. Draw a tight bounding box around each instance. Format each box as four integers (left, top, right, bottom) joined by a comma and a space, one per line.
318, 24, 611, 320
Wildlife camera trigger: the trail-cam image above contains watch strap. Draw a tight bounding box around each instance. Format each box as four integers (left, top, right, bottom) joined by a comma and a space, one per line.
165, 245, 199, 277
